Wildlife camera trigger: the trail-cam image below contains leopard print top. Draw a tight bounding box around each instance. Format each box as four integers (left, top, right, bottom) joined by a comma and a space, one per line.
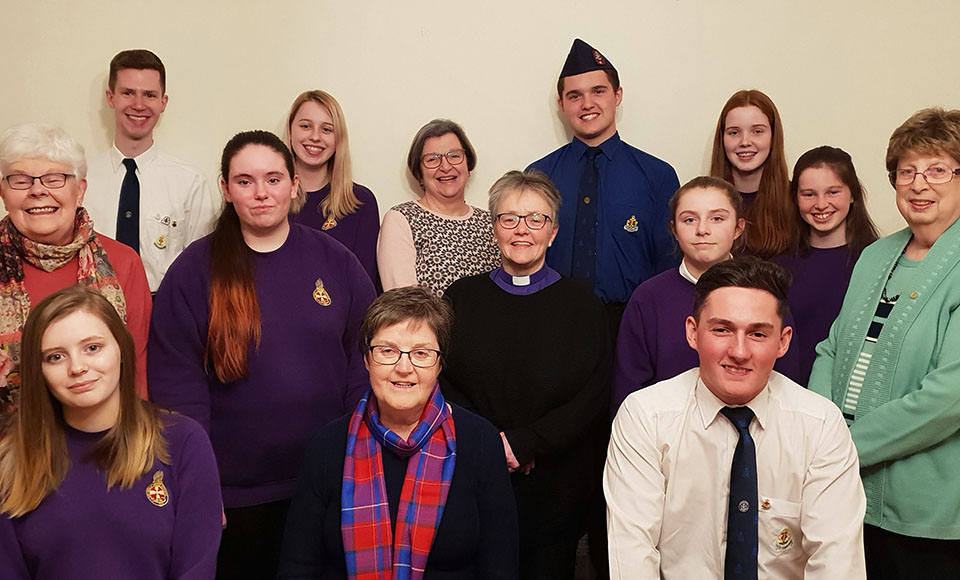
392, 201, 501, 296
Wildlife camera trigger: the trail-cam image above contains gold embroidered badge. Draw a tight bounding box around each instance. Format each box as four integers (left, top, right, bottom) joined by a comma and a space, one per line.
313, 279, 332, 306
145, 470, 169, 507
623, 215, 639, 233
775, 527, 793, 551
321, 216, 338, 231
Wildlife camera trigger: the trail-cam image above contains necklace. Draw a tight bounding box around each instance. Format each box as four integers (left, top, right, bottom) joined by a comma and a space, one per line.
880, 246, 908, 303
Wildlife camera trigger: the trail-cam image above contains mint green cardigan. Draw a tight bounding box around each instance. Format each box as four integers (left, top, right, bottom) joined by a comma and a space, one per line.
810, 220, 960, 539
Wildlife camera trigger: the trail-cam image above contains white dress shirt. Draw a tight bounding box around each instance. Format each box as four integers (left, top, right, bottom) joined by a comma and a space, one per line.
84, 144, 219, 291
605, 368, 866, 580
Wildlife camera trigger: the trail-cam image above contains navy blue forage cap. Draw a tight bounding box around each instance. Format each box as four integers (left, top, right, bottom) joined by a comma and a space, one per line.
560, 38, 616, 78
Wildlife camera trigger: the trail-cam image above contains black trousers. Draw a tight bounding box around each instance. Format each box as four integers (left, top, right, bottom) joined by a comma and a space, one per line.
864, 524, 960, 580
216, 499, 291, 580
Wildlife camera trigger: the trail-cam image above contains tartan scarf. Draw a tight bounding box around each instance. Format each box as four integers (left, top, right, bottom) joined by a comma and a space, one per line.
0, 208, 126, 424
342, 384, 456, 580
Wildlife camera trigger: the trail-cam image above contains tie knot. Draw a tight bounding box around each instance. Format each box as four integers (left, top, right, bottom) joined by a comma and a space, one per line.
721, 406, 754, 430
584, 147, 602, 161
122, 158, 137, 172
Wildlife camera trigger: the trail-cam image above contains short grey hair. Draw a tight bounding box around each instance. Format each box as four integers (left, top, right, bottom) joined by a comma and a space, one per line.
487, 169, 562, 226
0, 123, 87, 180
406, 119, 477, 186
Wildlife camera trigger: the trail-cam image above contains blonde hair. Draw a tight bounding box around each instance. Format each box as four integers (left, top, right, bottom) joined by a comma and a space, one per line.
0, 286, 168, 517
286, 90, 361, 220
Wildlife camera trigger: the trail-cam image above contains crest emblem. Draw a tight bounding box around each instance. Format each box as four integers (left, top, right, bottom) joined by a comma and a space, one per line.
775, 527, 793, 551
313, 279, 332, 306
761, 498, 771, 510
592, 50, 605, 65
154, 235, 167, 249
145, 470, 169, 507
623, 215, 639, 233
321, 216, 338, 230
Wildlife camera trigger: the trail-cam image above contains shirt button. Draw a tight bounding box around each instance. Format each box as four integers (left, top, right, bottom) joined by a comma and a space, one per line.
124, 211, 133, 218
583, 196, 591, 204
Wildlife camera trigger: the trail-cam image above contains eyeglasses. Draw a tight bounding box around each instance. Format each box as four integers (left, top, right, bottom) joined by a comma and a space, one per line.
421, 149, 466, 169
3, 173, 73, 190
888, 165, 960, 186
496, 212, 553, 230
369, 345, 441, 368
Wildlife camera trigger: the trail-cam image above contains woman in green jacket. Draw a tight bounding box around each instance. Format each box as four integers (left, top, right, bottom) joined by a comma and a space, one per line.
810, 107, 960, 579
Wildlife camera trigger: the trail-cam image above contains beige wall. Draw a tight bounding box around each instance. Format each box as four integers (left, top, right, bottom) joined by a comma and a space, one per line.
2, 0, 959, 235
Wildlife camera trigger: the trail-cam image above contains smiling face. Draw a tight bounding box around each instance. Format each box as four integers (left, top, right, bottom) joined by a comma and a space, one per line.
686, 286, 791, 405
796, 165, 852, 248
41, 309, 122, 431
106, 68, 167, 144
558, 70, 622, 146
494, 187, 559, 276
289, 100, 336, 172
365, 319, 441, 428
722, 106, 772, 181
0, 158, 85, 245
421, 133, 469, 203
221, 144, 299, 236
671, 187, 744, 277
895, 150, 960, 239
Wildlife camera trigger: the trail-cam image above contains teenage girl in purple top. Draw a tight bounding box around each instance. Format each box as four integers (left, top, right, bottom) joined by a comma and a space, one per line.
0, 286, 222, 580
773, 146, 879, 384
148, 131, 375, 580
287, 90, 381, 288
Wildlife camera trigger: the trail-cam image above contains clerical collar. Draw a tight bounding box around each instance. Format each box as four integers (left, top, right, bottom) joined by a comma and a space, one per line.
490, 266, 561, 296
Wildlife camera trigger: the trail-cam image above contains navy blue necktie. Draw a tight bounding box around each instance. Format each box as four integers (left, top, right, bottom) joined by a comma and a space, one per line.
571, 146, 601, 286
720, 406, 758, 580
116, 157, 140, 254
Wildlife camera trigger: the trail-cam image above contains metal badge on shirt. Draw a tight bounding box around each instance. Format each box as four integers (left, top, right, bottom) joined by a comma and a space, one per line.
623, 215, 639, 233
313, 278, 332, 306
152, 214, 177, 249
145, 470, 169, 507
321, 216, 338, 230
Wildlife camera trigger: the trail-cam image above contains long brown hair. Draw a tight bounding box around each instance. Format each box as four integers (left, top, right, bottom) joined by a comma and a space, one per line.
710, 90, 793, 258
206, 130, 295, 382
0, 286, 168, 517
286, 90, 360, 219
789, 146, 879, 259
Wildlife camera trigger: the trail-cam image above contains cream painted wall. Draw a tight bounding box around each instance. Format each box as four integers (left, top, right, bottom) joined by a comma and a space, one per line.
2, 0, 959, 235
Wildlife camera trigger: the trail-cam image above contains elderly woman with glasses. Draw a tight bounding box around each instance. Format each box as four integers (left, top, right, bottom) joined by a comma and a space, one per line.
278, 286, 519, 580
810, 107, 960, 578
0, 123, 151, 423
441, 170, 611, 580
378, 119, 500, 296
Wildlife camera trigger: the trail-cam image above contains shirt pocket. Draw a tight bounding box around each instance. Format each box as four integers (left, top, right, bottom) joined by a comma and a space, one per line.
757, 495, 803, 560
142, 213, 184, 252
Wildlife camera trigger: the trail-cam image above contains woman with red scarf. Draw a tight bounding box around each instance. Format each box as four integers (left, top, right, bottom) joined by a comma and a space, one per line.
278, 286, 518, 579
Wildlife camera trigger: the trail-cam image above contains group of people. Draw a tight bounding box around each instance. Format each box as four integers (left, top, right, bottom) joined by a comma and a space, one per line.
0, 36, 956, 580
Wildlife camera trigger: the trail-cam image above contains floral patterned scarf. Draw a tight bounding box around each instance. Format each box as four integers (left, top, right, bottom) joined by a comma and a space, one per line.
0, 208, 126, 424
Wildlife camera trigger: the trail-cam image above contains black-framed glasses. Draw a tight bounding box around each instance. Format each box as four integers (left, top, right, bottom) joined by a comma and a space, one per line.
369, 345, 441, 368
496, 212, 552, 230
888, 165, 960, 186
3, 173, 73, 190
421, 149, 466, 169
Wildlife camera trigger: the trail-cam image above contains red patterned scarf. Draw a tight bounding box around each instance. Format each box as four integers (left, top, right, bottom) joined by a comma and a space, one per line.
341, 384, 456, 580
0, 208, 126, 423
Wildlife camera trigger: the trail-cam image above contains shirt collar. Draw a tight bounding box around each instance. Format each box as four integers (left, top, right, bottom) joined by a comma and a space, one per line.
108, 141, 159, 172
694, 373, 770, 430
572, 131, 622, 161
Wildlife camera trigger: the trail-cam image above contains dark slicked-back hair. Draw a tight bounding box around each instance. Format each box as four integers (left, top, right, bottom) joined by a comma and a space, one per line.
693, 255, 792, 322
359, 286, 454, 365
109, 49, 166, 93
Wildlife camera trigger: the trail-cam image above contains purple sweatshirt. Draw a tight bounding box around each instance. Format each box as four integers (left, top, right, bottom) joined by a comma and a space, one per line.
773, 245, 856, 385
0, 413, 222, 580
291, 183, 380, 288
148, 223, 376, 507
611, 267, 803, 417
